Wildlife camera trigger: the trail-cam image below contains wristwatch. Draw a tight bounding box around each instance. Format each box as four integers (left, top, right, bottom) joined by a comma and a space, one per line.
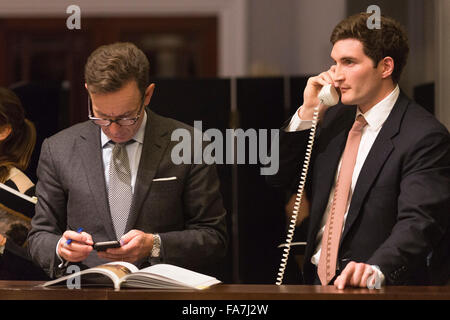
151, 234, 161, 258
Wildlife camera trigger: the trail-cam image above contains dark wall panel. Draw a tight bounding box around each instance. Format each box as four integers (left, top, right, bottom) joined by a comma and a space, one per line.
149, 78, 233, 283
235, 77, 286, 284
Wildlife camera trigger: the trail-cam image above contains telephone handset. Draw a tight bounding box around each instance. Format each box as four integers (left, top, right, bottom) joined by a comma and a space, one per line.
318, 84, 339, 107
276, 84, 339, 285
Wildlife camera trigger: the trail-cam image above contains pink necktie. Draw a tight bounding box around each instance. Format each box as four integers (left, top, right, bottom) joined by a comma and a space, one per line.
318, 115, 367, 285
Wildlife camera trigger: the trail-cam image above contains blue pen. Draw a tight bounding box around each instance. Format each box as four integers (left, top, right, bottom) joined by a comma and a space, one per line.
66, 227, 84, 245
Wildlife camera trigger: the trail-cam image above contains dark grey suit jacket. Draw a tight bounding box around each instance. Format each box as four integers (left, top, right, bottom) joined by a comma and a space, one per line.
28, 109, 228, 278
268, 93, 450, 285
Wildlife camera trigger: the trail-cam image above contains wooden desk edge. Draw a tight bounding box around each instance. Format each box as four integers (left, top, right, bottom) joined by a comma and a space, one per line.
0, 282, 449, 300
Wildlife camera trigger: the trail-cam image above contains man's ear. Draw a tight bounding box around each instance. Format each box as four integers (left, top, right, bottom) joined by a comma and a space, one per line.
379, 57, 394, 79
144, 83, 156, 106
0, 125, 12, 141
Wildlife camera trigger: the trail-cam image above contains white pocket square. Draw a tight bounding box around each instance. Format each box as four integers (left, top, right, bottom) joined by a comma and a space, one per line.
153, 177, 177, 182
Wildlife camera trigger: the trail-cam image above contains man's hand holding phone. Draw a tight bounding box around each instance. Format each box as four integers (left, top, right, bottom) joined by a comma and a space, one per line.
97, 229, 154, 263
59, 230, 94, 262
299, 66, 340, 120
93, 240, 121, 251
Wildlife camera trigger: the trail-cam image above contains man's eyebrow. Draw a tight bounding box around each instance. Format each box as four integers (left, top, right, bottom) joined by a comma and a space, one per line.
332, 56, 357, 62
93, 109, 134, 118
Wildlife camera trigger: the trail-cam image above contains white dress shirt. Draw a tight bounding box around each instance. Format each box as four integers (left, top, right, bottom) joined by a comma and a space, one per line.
287, 85, 400, 286
101, 110, 147, 193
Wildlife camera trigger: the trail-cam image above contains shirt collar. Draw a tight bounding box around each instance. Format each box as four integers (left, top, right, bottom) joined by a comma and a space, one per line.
356, 85, 400, 131
101, 110, 147, 148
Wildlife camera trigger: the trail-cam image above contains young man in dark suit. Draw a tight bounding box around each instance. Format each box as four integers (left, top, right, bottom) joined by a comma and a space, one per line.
268, 13, 449, 288
28, 42, 227, 278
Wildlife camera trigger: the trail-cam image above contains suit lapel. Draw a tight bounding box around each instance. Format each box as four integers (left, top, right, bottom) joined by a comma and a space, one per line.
77, 122, 117, 239
125, 109, 170, 232
341, 93, 408, 242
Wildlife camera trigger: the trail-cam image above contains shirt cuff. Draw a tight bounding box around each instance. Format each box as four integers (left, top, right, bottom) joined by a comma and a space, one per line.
367, 265, 385, 289
286, 106, 313, 132
56, 237, 70, 268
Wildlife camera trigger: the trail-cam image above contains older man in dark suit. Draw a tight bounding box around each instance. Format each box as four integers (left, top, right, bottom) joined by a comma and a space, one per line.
28, 42, 227, 278
268, 13, 449, 288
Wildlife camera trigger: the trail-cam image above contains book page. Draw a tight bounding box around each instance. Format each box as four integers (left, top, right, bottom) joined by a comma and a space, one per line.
42, 261, 139, 289
98, 261, 139, 272
128, 264, 221, 289
0, 182, 37, 204
89, 261, 139, 285
94, 262, 136, 279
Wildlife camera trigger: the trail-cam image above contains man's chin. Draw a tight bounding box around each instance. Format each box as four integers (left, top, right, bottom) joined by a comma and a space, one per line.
340, 95, 356, 106
109, 136, 131, 144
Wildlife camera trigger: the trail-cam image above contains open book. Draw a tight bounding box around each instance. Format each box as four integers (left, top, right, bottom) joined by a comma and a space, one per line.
0, 182, 37, 247
0, 182, 37, 206
42, 262, 221, 290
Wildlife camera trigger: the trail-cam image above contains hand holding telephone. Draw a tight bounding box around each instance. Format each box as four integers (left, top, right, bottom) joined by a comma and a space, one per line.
318, 84, 339, 107
276, 83, 339, 285
93, 240, 121, 251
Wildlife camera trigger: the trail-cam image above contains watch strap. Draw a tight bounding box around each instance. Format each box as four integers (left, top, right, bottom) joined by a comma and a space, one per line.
151, 234, 161, 258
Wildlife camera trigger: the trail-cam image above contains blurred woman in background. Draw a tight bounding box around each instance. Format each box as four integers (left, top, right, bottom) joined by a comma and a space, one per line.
0, 87, 36, 195
0, 87, 47, 280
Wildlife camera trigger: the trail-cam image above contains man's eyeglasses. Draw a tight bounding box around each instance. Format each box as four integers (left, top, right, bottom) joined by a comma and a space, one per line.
88, 95, 146, 127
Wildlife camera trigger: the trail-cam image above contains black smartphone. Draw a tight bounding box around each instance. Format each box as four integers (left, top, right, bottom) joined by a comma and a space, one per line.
93, 240, 121, 251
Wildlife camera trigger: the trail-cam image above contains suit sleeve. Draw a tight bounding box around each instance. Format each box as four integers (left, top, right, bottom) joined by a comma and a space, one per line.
28, 138, 68, 278
367, 129, 450, 284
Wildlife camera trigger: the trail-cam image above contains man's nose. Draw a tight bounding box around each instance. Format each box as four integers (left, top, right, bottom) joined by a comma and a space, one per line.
108, 122, 122, 134
334, 65, 345, 84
